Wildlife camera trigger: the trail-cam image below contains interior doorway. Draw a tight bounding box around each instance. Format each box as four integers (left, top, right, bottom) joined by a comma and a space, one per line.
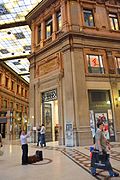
42, 89, 58, 142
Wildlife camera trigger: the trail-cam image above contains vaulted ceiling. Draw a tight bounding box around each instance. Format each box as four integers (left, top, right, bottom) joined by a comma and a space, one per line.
0, 0, 42, 83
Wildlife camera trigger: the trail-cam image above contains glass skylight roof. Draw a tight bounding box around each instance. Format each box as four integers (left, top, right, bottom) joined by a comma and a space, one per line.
0, 0, 42, 25
0, 0, 43, 83
5, 58, 30, 82
0, 25, 31, 59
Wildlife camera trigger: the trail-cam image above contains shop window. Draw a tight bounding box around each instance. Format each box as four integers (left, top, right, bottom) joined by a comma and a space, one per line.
56, 10, 62, 31
115, 57, 120, 74
83, 9, 95, 27
37, 24, 41, 44
45, 17, 53, 39
109, 13, 119, 30
87, 54, 104, 74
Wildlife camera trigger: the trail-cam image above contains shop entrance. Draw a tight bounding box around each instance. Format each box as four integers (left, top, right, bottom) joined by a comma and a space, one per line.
89, 90, 115, 142
42, 89, 58, 142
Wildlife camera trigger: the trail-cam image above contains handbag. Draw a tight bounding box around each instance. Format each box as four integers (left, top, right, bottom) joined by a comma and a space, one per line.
91, 149, 109, 170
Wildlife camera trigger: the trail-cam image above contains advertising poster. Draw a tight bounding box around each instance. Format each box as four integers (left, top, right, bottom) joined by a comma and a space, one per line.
95, 113, 110, 140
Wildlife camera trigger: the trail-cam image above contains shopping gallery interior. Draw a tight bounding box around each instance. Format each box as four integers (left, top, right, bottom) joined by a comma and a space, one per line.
0, 0, 120, 179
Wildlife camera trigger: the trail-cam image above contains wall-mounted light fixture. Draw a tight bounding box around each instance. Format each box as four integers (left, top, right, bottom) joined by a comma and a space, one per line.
106, 100, 111, 105
115, 97, 120, 107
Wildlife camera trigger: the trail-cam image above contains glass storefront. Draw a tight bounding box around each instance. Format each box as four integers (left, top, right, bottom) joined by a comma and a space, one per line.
42, 89, 58, 142
89, 90, 115, 142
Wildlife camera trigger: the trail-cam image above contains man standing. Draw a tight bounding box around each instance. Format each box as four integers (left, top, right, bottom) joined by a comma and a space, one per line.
20, 130, 32, 165
40, 124, 46, 147
91, 121, 119, 177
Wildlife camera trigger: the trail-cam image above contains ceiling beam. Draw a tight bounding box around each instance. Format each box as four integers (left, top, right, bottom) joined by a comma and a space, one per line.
0, 21, 28, 30
0, 55, 29, 61
19, 73, 30, 76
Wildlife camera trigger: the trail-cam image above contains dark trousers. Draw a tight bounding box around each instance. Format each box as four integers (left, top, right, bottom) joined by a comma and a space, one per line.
22, 144, 28, 164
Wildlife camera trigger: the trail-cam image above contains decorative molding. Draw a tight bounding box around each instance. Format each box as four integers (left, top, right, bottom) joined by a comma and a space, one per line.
36, 53, 63, 77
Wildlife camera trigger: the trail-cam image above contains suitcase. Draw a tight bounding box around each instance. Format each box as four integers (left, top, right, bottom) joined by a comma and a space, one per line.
28, 155, 37, 164
36, 150, 43, 161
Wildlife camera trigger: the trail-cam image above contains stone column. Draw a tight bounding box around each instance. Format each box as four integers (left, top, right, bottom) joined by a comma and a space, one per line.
63, 46, 92, 146
52, 12, 57, 40
57, 75, 65, 145
31, 21, 35, 52
29, 57, 36, 142
68, 0, 80, 32
35, 81, 41, 127
71, 47, 92, 146
41, 21, 45, 48
60, 0, 68, 32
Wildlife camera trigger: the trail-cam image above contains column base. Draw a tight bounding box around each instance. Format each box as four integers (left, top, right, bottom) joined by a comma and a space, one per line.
73, 127, 93, 146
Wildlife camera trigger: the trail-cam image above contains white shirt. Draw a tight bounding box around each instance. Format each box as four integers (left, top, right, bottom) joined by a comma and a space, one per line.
40, 126, 45, 134
20, 132, 30, 145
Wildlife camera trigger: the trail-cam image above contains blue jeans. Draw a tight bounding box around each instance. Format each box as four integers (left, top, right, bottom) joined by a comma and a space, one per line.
40, 134, 46, 147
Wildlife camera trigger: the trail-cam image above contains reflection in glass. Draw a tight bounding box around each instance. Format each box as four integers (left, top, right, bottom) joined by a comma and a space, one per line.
109, 13, 119, 30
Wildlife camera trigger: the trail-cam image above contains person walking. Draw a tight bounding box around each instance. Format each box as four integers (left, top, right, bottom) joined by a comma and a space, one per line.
91, 121, 119, 177
40, 124, 46, 147
20, 130, 32, 165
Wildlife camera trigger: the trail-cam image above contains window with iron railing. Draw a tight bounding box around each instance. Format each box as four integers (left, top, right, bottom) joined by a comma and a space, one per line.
87, 55, 104, 74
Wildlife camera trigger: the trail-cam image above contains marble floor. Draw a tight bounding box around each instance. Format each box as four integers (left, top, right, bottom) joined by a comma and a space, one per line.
0, 140, 120, 180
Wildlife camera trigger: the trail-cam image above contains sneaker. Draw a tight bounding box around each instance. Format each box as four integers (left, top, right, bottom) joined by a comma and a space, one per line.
91, 173, 96, 176
110, 172, 119, 177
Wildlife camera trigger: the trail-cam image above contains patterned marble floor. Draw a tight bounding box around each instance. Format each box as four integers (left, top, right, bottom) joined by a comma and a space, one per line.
0, 140, 120, 180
